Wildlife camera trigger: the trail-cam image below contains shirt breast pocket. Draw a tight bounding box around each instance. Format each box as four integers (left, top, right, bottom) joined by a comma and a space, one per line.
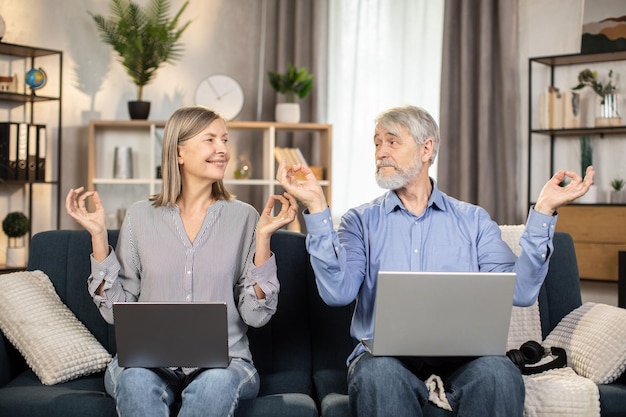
425, 244, 475, 271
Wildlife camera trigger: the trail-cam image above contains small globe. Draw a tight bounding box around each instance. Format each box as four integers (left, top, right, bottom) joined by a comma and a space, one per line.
25, 68, 47, 90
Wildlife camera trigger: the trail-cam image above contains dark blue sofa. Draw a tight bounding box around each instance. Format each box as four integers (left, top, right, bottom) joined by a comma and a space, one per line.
307, 231, 626, 417
0, 229, 318, 417
0, 230, 624, 417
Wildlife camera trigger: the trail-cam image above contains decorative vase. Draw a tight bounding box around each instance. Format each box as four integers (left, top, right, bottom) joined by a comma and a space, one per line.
594, 93, 621, 127
275, 103, 301, 123
128, 100, 150, 120
6, 247, 26, 268
113, 146, 133, 179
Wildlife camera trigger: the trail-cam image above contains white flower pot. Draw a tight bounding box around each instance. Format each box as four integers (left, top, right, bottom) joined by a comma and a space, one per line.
576, 184, 598, 204
610, 190, 626, 204
275, 103, 301, 123
6, 247, 27, 268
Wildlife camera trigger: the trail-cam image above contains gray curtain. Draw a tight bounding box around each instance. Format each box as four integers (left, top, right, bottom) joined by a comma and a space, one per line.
438, 0, 520, 224
260, 0, 328, 124
259, 0, 328, 232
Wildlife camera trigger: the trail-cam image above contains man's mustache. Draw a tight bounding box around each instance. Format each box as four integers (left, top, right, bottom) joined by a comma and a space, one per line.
376, 160, 397, 169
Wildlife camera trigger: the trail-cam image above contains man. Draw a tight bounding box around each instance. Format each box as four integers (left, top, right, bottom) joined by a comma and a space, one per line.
276, 105, 594, 417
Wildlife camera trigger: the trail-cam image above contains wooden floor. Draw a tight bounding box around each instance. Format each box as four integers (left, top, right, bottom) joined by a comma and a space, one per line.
580, 280, 618, 306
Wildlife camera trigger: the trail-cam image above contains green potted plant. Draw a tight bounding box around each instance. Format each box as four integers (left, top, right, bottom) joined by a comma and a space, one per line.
610, 177, 626, 204
90, 0, 191, 120
268, 63, 313, 123
2, 211, 29, 267
573, 68, 621, 127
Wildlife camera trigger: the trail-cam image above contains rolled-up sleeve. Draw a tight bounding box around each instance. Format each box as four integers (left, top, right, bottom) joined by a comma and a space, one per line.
88, 246, 139, 324
512, 208, 557, 306
238, 253, 279, 328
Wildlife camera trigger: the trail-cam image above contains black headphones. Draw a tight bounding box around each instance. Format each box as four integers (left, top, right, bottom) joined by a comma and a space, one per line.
506, 340, 567, 375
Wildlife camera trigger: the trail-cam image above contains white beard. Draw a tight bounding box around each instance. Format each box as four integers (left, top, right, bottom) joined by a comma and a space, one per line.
375, 157, 423, 190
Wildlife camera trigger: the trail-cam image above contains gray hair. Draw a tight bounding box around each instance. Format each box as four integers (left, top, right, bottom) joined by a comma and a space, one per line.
374, 105, 440, 165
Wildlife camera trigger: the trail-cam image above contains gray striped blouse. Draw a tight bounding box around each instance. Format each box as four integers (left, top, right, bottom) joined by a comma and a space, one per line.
87, 198, 279, 363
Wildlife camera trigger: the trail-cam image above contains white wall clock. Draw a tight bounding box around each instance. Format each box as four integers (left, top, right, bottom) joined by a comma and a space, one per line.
195, 75, 245, 120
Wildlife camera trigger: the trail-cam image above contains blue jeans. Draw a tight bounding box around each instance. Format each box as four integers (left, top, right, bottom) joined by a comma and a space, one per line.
347, 353, 524, 417
105, 356, 259, 417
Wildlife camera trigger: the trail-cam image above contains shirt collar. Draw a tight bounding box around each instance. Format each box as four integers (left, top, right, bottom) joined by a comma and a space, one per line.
381, 177, 447, 214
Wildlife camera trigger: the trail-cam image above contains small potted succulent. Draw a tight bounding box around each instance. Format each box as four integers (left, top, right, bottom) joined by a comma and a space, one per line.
2, 211, 29, 267
610, 178, 626, 204
268, 63, 313, 123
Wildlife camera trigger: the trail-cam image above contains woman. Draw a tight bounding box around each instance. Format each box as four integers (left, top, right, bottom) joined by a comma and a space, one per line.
66, 106, 298, 416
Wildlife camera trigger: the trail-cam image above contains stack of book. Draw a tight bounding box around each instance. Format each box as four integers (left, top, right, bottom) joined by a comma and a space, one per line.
540, 87, 581, 130
274, 147, 323, 180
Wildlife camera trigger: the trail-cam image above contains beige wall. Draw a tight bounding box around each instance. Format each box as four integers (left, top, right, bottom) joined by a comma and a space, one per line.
0, 0, 622, 229
0, 0, 267, 230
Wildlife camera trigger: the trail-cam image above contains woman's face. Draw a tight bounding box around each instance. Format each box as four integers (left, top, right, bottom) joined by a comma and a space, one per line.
177, 118, 230, 182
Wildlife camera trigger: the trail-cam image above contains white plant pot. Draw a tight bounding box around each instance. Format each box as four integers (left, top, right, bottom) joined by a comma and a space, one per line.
576, 184, 598, 204
275, 103, 301, 123
6, 247, 27, 268
610, 190, 626, 204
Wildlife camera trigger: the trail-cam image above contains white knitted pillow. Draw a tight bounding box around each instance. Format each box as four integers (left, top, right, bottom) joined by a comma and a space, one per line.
522, 367, 600, 417
544, 302, 626, 384
499, 224, 543, 350
0, 270, 112, 385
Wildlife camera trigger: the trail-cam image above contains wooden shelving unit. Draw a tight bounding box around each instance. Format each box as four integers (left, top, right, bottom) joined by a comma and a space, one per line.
87, 120, 332, 226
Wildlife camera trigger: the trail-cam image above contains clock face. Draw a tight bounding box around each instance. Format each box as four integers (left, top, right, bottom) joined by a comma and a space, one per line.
195, 75, 245, 120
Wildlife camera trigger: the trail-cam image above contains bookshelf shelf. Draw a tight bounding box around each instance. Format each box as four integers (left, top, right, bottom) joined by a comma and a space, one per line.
87, 120, 332, 224
0, 41, 62, 269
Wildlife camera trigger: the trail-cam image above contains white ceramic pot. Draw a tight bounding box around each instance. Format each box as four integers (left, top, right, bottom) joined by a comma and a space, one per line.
576, 184, 598, 204
275, 103, 301, 123
6, 247, 26, 268
610, 190, 626, 204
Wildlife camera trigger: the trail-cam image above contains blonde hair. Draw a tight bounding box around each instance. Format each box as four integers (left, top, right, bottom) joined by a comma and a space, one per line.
375, 105, 440, 165
151, 106, 232, 207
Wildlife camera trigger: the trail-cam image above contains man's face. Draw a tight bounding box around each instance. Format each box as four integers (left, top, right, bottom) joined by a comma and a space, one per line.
373, 124, 423, 190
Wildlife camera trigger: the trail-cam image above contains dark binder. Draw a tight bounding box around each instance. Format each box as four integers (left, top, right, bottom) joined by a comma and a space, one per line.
0, 122, 18, 181
27, 124, 38, 182
36, 125, 46, 182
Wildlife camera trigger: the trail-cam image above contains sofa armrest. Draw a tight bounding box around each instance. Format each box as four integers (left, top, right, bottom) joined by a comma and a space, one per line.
0, 330, 25, 388
538, 231, 583, 339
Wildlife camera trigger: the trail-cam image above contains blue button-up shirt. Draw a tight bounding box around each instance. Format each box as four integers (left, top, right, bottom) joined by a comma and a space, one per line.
303, 180, 556, 363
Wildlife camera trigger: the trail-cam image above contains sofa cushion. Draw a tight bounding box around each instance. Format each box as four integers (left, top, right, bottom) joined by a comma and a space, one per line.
544, 302, 626, 384
236, 393, 318, 417
0, 270, 112, 385
0, 369, 115, 417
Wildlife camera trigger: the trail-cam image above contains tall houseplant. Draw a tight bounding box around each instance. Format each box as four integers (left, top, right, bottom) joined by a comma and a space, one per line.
2, 211, 29, 267
90, 0, 191, 119
577, 136, 597, 203
268, 63, 313, 123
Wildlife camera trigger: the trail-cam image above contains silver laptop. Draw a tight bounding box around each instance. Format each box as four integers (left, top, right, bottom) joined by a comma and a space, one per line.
113, 302, 229, 368
362, 271, 516, 357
